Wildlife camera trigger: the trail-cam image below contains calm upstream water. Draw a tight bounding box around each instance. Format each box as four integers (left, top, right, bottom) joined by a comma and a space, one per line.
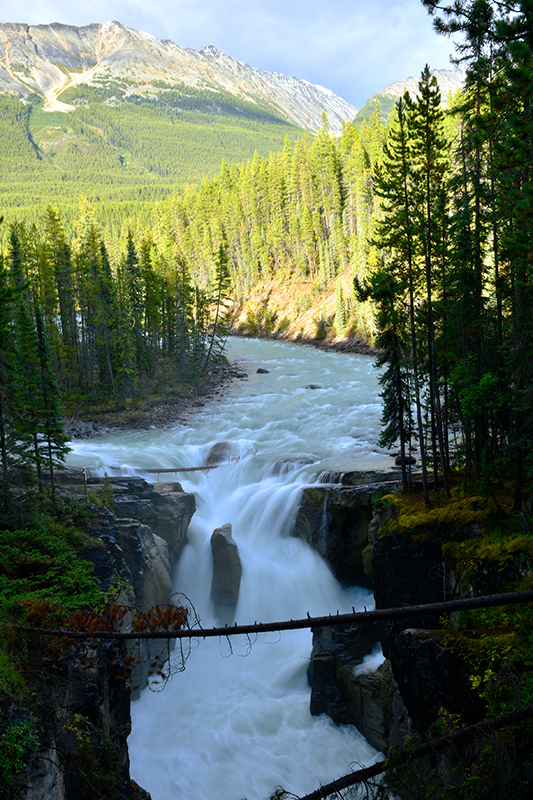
66, 337, 392, 800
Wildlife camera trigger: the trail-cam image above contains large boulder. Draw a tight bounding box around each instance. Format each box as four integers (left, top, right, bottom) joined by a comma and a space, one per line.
204, 441, 232, 467
210, 523, 242, 624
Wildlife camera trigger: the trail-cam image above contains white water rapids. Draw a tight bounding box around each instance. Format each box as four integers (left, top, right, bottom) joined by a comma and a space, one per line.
66, 337, 394, 800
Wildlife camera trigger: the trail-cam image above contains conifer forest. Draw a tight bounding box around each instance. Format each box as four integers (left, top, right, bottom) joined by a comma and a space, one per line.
1, 0, 532, 509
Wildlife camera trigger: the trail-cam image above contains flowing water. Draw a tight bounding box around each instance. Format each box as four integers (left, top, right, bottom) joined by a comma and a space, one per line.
66, 337, 393, 800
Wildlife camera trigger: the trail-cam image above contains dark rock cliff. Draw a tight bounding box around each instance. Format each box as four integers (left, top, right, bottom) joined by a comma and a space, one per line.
14, 474, 195, 800
292, 471, 400, 585
292, 472, 412, 752
297, 476, 530, 747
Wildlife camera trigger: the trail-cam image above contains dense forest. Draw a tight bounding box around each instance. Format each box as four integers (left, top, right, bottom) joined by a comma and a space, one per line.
0, 199, 235, 506
0, 80, 304, 240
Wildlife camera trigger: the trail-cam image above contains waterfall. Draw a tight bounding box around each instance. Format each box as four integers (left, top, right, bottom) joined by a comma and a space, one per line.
66, 337, 390, 800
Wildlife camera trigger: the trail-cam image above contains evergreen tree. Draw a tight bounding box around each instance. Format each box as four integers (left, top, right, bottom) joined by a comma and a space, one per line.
407, 67, 450, 491
0, 256, 23, 510
203, 240, 232, 373
33, 303, 70, 499
43, 205, 80, 392
371, 95, 430, 501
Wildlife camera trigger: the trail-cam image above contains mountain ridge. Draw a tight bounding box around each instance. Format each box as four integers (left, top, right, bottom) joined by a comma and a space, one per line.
354, 65, 465, 126
0, 20, 358, 133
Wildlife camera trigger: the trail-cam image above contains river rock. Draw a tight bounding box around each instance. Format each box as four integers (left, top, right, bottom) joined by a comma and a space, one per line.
204, 440, 232, 467
395, 454, 417, 465
257, 368, 269, 373
210, 523, 242, 623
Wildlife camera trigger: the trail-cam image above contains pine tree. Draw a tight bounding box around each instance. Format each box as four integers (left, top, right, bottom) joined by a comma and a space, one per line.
33, 303, 70, 499
43, 206, 80, 392
371, 95, 430, 502
202, 240, 232, 373
0, 257, 23, 510
407, 66, 450, 494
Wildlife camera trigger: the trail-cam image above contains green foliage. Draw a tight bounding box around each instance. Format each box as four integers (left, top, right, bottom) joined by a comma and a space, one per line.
380, 485, 488, 535
64, 727, 126, 800
354, 94, 396, 128
0, 716, 39, 794
0, 512, 101, 613
88, 473, 117, 512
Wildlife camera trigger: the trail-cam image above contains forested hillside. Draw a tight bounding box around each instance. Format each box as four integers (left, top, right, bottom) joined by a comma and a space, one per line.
0, 86, 304, 239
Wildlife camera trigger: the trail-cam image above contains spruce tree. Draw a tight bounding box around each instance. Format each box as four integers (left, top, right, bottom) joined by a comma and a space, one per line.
407, 66, 450, 494
0, 259, 23, 510
33, 303, 70, 499
371, 95, 430, 502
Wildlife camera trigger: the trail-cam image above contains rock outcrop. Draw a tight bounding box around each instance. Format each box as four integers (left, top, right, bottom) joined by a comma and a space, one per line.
12, 472, 196, 800
18, 639, 149, 800
390, 628, 486, 734
95, 476, 195, 564
301, 474, 533, 796
308, 623, 376, 724
294, 471, 410, 750
337, 659, 410, 752
77, 476, 195, 609
292, 471, 400, 585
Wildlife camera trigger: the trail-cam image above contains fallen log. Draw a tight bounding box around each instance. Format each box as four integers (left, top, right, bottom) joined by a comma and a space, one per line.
8, 589, 533, 640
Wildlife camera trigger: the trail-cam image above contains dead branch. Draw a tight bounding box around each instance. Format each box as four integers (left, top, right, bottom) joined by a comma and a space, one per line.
297, 703, 533, 800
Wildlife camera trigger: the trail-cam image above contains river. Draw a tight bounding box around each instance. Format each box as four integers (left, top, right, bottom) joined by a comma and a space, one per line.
66, 336, 392, 800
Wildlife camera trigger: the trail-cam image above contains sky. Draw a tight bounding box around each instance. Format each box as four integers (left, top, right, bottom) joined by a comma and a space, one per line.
0, 0, 460, 109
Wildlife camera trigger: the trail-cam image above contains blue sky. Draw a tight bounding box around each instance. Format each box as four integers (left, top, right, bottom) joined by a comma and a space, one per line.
0, 0, 459, 109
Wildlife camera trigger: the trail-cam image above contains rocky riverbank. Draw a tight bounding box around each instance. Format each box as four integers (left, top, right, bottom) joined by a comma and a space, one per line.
298, 476, 533, 798
63, 335, 379, 440
8, 474, 196, 800
228, 327, 381, 357
62, 358, 244, 439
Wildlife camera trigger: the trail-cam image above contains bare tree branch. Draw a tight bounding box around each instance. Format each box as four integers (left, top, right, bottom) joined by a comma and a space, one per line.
297, 703, 533, 800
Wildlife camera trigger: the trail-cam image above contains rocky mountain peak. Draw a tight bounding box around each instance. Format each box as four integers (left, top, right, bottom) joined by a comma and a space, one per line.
382, 65, 466, 101
201, 43, 222, 58
0, 20, 358, 133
